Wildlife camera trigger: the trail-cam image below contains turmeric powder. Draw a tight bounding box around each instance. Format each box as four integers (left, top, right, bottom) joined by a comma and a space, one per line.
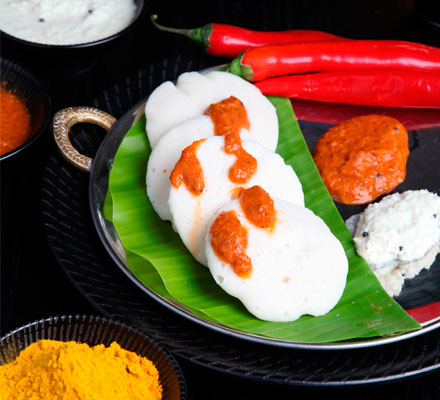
0, 339, 163, 400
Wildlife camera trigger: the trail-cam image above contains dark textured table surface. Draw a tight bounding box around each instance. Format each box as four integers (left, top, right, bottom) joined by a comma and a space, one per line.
1, 1, 440, 398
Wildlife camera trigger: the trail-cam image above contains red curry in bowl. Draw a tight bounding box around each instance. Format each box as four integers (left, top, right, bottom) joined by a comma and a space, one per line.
0, 85, 32, 156
0, 58, 51, 161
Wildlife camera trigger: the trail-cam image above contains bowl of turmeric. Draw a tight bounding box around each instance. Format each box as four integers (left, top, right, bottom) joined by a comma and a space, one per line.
0, 315, 186, 399
0, 58, 51, 160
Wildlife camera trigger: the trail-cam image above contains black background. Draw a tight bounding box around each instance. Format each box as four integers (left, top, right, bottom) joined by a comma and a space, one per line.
1, 0, 440, 398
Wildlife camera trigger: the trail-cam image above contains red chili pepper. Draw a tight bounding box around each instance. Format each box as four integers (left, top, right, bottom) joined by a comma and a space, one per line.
254, 70, 440, 109
230, 40, 440, 82
150, 15, 345, 58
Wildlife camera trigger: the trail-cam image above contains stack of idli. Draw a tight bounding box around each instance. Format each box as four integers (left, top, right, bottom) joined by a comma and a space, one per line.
144, 70, 348, 322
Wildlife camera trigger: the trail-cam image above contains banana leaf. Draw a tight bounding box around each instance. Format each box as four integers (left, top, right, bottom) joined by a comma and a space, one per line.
106, 97, 420, 344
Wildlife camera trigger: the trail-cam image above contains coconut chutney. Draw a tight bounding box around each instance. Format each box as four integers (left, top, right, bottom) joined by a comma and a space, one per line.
0, 0, 137, 45
353, 189, 440, 297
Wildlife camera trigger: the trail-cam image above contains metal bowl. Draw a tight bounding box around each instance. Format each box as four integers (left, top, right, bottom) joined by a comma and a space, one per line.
0, 58, 51, 161
0, 314, 186, 399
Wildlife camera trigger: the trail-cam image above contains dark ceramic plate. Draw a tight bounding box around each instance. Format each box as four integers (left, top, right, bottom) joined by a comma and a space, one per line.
0, 58, 51, 160
0, 315, 186, 400
41, 57, 440, 385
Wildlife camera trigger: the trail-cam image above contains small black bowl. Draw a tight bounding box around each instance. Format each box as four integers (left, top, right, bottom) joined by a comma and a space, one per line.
0, 1, 147, 107
0, 0, 146, 49
0, 315, 186, 399
0, 58, 51, 161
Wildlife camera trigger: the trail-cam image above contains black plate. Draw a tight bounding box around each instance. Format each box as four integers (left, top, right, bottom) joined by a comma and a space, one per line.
42, 56, 440, 385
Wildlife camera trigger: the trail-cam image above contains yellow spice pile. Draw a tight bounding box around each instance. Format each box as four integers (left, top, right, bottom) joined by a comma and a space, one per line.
0, 339, 162, 400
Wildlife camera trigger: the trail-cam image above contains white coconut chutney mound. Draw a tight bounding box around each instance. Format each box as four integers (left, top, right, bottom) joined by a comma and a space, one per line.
353, 189, 440, 297
0, 0, 137, 45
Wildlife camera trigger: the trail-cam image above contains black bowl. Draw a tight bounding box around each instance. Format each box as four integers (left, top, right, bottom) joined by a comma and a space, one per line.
0, 58, 51, 161
0, 0, 146, 49
0, 315, 186, 400
0, 1, 147, 108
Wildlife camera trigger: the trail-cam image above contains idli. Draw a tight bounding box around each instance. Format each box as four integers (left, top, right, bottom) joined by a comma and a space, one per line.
146, 115, 214, 222
145, 70, 279, 150
205, 190, 348, 322
147, 96, 258, 222
168, 134, 304, 266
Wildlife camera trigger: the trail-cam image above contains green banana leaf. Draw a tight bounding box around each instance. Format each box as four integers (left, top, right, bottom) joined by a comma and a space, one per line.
106, 97, 420, 344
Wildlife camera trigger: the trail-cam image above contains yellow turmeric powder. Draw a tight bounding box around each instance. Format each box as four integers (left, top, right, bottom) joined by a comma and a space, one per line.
0, 339, 163, 400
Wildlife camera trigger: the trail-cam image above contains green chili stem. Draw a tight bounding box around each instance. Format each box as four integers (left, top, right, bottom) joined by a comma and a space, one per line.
229, 54, 254, 81
150, 15, 207, 48
150, 15, 190, 36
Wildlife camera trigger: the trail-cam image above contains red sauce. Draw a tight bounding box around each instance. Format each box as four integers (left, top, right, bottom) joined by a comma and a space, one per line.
312, 115, 409, 205
206, 95, 257, 184
171, 96, 256, 196
0, 86, 32, 156
224, 132, 257, 184
170, 138, 206, 195
239, 185, 276, 229
210, 210, 252, 278
209, 186, 276, 278
205, 95, 250, 136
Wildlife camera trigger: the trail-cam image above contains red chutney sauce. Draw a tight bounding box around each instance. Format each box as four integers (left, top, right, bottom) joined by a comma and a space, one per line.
205, 95, 250, 136
0, 85, 32, 156
210, 186, 276, 278
206, 95, 257, 184
224, 132, 257, 183
210, 210, 252, 278
170, 138, 206, 195
312, 115, 409, 205
238, 185, 276, 229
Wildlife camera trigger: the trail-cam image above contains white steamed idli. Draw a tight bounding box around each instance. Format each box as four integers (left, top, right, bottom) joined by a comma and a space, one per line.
144, 70, 279, 150
205, 197, 348, 322
146, 115, 215, 222
168, 134, 304, 266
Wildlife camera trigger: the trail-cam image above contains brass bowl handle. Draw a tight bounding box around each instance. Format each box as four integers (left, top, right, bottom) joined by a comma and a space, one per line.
52, 106, 117, 172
